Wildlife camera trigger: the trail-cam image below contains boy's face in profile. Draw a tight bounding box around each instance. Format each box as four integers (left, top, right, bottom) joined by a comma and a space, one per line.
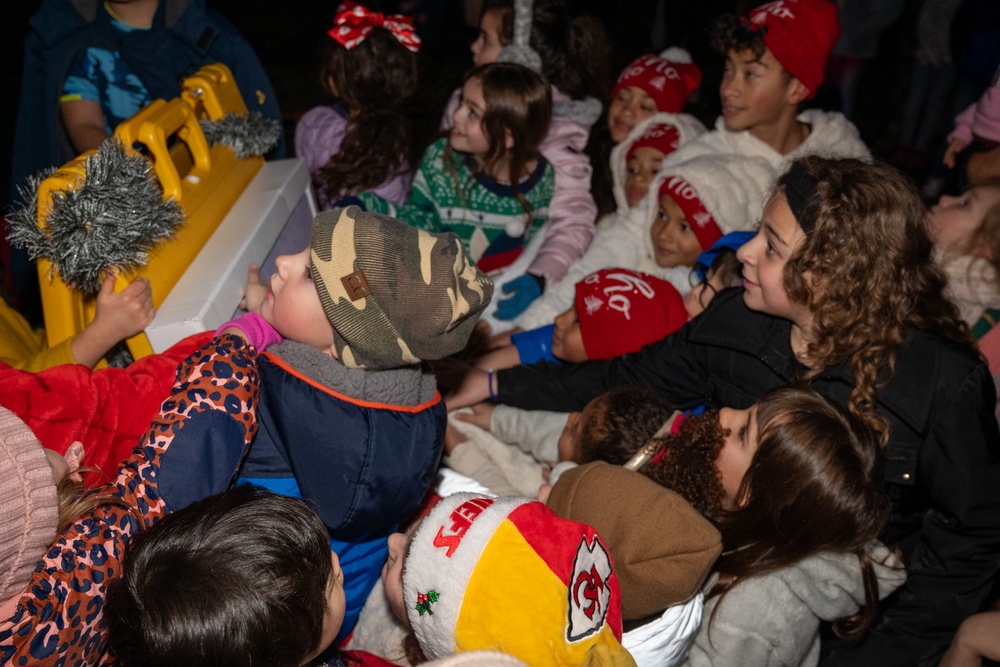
260, 247, 336, 354
625, 146, 666, 208
556, 396, 603, 463
719, 48, 802, 135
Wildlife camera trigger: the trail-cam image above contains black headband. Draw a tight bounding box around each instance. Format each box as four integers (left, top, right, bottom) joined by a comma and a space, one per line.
779, 162, 819, 234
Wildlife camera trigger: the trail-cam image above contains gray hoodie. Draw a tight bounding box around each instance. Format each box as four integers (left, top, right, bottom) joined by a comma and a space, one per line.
682, 542, 905, 667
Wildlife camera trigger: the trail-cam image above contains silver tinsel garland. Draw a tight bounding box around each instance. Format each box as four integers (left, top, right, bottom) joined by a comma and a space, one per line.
8, 139, 185, 294
199, 111, 281, 158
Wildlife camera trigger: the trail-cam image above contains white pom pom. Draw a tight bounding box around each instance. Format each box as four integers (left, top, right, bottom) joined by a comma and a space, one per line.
505, 217, 527, 237
659, 46, 692, 64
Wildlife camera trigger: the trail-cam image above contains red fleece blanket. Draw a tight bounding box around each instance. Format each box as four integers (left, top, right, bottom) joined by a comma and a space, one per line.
0, 332, 212, 486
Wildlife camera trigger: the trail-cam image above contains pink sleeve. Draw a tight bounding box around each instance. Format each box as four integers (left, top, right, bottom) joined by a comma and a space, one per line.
972, 84, 1000, 145
526, 116, 598, 284
949, 102, 977, 145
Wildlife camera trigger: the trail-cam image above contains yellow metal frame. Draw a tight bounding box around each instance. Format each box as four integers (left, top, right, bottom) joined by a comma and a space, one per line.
36, 63, 264, 361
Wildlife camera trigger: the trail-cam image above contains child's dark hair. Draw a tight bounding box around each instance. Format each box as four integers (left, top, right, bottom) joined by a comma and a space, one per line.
105, 485, 333, 667
711, 386, 892, 640
446, 63, 551, 217
642, 410, 727, 516
313, 28, 419, 203
710, 13, 769, 62
708, 248, 743, 289
578, 385, 674, 465
479, 0, 612, 101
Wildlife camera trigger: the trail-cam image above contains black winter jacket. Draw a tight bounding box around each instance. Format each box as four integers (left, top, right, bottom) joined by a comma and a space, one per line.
499, 288, 1000, 667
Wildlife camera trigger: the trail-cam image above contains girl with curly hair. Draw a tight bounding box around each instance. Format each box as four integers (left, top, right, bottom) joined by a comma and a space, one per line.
296, 2, 421, 209
453, 155, 1000, 666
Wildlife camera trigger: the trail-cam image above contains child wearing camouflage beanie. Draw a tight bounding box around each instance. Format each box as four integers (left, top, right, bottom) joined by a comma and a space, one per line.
234, 205, 493, 641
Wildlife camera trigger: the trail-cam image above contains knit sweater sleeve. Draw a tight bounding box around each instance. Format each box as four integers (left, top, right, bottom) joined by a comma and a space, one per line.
360, 150, 443, 232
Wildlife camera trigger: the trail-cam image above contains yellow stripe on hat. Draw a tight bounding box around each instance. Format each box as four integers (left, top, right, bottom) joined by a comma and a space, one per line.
454, 521, 634, 666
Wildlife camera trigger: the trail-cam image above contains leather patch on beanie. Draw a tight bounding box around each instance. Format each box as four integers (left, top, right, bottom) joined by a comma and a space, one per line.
310, 206, 494, 369
341, 269, 372, 301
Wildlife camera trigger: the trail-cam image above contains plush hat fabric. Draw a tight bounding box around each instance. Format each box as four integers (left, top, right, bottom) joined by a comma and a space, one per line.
310, 206, 494, 369
496, 0, 543, 73
745, 0, 840, 99
0, 406, 59, 608
546, 462, 722, 620
575, 269, 688, 360
650, 153, 775, 252
626, 123, 681, 163
611, 51, 702, 114
403, 493, 635, 666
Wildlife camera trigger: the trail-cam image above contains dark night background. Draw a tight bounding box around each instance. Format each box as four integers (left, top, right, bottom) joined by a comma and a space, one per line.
0, 0, 991, 215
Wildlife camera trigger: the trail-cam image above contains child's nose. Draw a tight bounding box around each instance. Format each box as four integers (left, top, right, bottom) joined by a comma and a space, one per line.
720, 77, 739, 99
659, 222, 678, 242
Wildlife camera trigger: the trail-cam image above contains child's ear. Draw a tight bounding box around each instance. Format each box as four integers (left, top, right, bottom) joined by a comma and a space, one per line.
786, 78, 810, 106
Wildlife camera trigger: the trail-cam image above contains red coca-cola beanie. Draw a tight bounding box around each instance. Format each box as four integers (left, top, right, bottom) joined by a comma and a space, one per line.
626, 123, 681, 162
575, 269, 688, 360
745, 0, 840, 100
611, 53, 702, 114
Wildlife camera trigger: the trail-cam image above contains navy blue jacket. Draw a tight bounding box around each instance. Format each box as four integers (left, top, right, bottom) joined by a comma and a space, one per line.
239, 352, 446, 641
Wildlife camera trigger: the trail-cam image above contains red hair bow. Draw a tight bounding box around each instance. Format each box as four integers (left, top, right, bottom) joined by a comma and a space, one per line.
327, 1, 421, 53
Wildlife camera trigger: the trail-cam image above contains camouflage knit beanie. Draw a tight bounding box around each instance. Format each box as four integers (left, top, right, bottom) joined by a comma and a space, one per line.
310, 206, 494, 370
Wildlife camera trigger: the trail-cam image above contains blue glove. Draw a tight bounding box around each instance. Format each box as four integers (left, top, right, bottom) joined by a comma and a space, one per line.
495, 273, 545, 320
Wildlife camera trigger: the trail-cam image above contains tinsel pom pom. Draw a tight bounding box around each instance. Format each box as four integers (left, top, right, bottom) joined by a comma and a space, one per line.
8, 139, 185, 294
200, 111, 281, 158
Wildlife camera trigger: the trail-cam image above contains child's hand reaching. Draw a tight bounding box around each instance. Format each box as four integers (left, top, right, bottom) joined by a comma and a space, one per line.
445, 366, 494, 410
240, 264, 269, 314
453, 402, 496, 431
71, 271, 155, 368
944, 137, 969, 169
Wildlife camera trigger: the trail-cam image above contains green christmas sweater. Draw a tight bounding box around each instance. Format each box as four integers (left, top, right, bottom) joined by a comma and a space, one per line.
359, 138, 554, 271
